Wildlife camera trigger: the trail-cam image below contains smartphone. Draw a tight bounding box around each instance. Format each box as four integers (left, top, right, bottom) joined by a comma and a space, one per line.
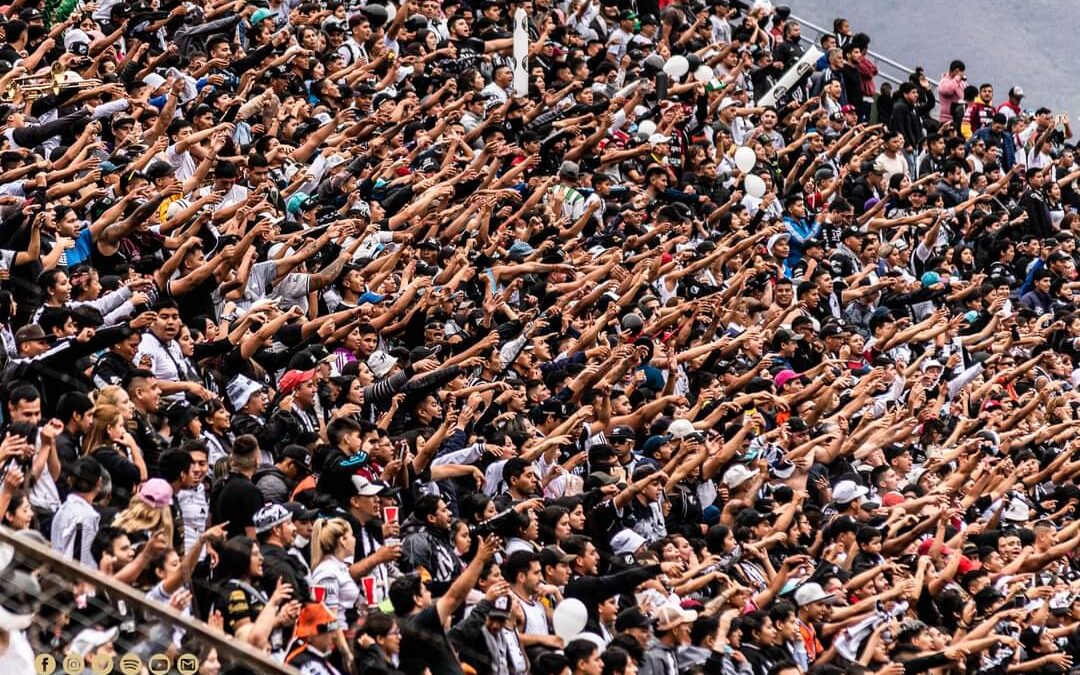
302, 224, 331, 238
222, 102, 241, 125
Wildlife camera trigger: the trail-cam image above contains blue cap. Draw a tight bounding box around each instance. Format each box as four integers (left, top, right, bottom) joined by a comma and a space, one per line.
641, 435, 669, 457
250, 8, 275, 25
358, 291, 385, 305
702, 505, 721, 526
506, 241, 535, 261
921, 271, 941, 288
286, 192, 310, 215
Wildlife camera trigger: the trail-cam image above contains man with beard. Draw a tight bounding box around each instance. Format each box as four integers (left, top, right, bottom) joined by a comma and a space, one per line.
124, 369, 167, 478
494, 457, 540, 511
256, 503, 311, 601
642, 603, 698, 675
400, 494, 463, 596
331, 475, 402, 606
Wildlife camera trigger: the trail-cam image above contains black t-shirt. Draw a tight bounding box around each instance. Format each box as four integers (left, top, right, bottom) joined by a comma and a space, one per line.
399, 606, 463, 675
449, 37, 486, 73
93, 350, 135, 388
0, 44, 20, 64
174, 274, 218, 325
209, 472, 264, 538
217, 580, 266, 635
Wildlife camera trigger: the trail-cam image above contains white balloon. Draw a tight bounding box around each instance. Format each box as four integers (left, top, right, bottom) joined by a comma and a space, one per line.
637, 119, 657, 136
694, 65, 714, 82
573, 632, 607, 652
663, 55, 690, 79
384, 3, 396, 22
552, 599, 588, 641
744, 174, 767, 198
734, 146, 757, 173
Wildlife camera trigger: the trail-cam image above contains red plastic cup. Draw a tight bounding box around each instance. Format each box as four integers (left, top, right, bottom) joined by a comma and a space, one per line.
383, 506, 399, 524
361, 577, 376, 605
313, 586, 327, 603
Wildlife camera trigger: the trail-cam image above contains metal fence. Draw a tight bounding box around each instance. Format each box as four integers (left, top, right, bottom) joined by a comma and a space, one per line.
0, 525, 298, 675
790, 13, 939, 92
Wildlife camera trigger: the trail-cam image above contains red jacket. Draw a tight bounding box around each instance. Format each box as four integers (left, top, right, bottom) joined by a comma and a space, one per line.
856, 56, 878, 97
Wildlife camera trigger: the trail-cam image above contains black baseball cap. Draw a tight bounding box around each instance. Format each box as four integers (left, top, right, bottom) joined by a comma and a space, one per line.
608, 425, 636, 442
282, 445, 313, 475
735, 508, 769, 527
771, 328, 802, 349
615, 607, 652, 631
284, 502, 319, 521
539, 545, 576, 569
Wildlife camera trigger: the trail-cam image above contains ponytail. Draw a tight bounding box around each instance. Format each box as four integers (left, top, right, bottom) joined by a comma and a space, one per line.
311, 518, 329, 570
310, 517, 349, 569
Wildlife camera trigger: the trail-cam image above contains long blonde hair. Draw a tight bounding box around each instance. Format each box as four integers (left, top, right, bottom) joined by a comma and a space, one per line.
311, 517, 351, 569
94, 385, 127, 410
84, 405, 124, 454
113, 496, 174, 546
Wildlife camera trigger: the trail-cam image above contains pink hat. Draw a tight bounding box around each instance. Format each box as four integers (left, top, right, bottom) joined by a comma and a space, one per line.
774, 369, 805, 390
138, 478, 173, 509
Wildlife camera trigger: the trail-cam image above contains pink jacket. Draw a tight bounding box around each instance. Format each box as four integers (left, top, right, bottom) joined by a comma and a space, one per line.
938, 74, 965, 122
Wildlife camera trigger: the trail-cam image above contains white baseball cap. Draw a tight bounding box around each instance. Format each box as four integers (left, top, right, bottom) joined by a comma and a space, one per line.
70, 627, 119, 657
610, 529, 647, 556
794, 582, 835, 607
722, 464, 760, 489
367, 350, 398, 378
667, 419, 696, 440
832, 480, 869, 505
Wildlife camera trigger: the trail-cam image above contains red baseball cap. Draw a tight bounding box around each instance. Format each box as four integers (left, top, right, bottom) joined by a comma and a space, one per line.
917, 539, 954, 557
278, 369, 316, 395
882, 492, 906, 508
957, 556, 982, 575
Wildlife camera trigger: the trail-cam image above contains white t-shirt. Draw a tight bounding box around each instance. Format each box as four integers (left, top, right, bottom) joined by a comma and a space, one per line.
511, 589, 550, 636
135, 332, 183, 383
147, 581, 191, 647
196, 183, 249, 213
480, 82, 509, 103
874, 152, 909, 185
606, 27, 633, 60
271, 272, 313, 313
311, 556, 361, 625
177, 483, 209, 553
164, 144, 197, 182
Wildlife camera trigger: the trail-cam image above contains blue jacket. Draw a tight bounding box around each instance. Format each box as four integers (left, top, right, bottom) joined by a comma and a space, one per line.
784, 215, 820, 265
1020, 289, 1052, 315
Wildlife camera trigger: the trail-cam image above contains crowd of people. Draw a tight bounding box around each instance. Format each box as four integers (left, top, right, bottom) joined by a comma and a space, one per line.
0, 0, 1080, 674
